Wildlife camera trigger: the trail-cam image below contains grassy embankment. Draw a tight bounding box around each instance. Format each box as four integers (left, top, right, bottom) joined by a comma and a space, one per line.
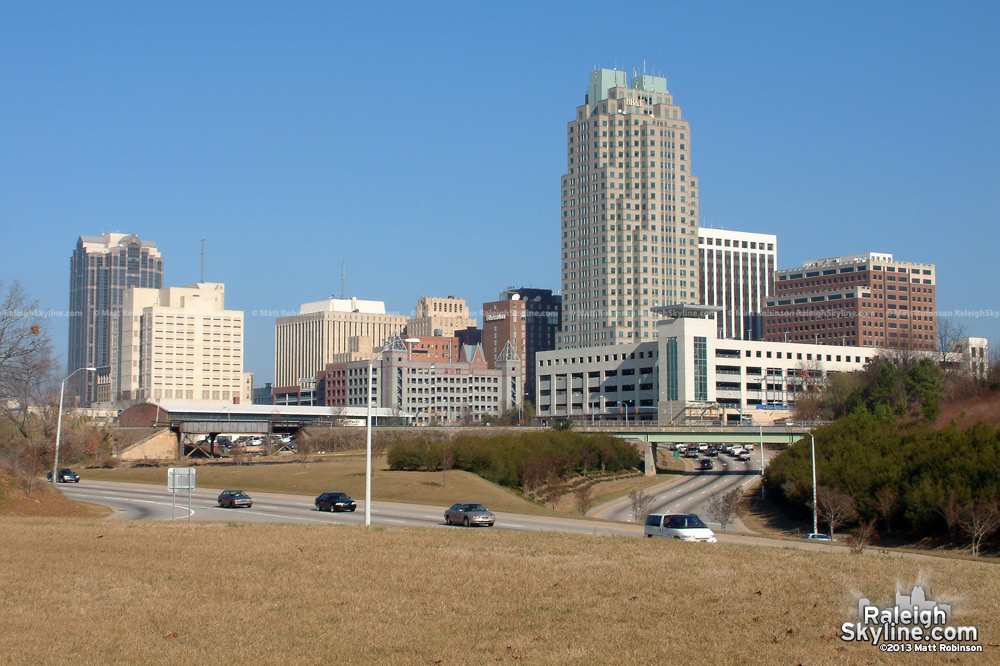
82, 454, 669, 517
2, 517, 996, 665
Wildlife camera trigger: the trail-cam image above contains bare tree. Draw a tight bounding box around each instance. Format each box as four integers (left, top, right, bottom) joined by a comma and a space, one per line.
231, 441, 246, 467
628, 488, 653, 523
705, 487, 743, 531
440, 442, 455, 488
847, 519, 878, 554
937, 318, 967, 363
937, 491, 962, 538
574, 482, 594, 515
874, 486, 900, 534
812, 486, 858, 539
296, 431, 314, 469
958, 499, 1000, 557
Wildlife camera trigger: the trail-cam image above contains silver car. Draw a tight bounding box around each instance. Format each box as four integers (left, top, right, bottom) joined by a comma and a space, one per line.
444, 502, 495, 527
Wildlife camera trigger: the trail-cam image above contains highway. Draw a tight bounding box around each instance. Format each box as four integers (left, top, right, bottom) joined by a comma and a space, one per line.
593, 446, 770, 527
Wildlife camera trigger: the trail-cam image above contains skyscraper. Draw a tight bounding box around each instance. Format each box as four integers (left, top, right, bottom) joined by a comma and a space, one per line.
68, 233, 164, 404
557, 68, 699, 350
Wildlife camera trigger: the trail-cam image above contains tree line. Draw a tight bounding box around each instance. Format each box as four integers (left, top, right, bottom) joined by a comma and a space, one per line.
387, 430, 642, 492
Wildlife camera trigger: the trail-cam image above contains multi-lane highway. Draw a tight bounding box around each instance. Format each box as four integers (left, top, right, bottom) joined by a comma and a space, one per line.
59, 480, 643, 536
593, 446, 769, 527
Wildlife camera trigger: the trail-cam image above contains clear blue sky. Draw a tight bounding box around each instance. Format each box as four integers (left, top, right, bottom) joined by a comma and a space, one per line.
2, 1, 998, 383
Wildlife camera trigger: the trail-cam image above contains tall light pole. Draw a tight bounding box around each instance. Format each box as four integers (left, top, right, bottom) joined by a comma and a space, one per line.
52, 366, 96, 483
365, 337, 419, 526
809, 432, 818, 534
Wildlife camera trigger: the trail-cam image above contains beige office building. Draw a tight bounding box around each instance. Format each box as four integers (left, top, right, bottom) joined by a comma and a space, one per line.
274, 296, 410, 388
114, 282, 244, 403
558, 68, 700, 350
408, 295, 477, 337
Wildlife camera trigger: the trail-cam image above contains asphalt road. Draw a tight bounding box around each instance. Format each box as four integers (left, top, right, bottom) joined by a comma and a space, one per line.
593, 447, 770, 526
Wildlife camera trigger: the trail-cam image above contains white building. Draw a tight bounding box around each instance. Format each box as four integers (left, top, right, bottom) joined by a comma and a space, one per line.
536, 305, 985, 425
113, 282, 244, 404
697, 227, 776, 341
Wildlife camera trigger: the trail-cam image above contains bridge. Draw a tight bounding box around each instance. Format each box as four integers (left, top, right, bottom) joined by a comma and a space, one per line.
574, 424, 815, 476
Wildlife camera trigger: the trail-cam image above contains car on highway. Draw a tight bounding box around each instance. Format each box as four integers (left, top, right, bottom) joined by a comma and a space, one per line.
699, 459, 714, 470
445, 502, 495, 527
217, 490, 253, 508
46, 468, 80, 483
737, 451, 752, 462
720, 444, 733, 454
802, 533, 834, 541
705, 446, 718, 457
730, 445, 745, 457
644, 513, 717, 543
697, 443, 708, 453
315, 492, 357, 512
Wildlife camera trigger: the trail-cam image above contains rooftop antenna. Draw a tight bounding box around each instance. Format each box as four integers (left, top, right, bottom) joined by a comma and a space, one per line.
200, 238, 205, 282
340, 261, 345, 299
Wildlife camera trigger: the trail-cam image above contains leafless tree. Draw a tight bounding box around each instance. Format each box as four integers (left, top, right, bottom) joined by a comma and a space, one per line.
847, 519, 878, 554
937, 491, 962, 538
958, 499, 1000, 557
705, 487, 743, 531
812, 486, 858, 539
574, 482, 594, 515
937, 318, 967, 363
296, 431, 314, 469
874, 486, 900, 534
231, 441, 246, 467
440, 442, 455, 488
628, 488, 653, 523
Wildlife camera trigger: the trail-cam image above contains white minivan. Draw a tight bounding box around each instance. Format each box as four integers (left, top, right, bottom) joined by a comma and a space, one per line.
644, 513, 717, 542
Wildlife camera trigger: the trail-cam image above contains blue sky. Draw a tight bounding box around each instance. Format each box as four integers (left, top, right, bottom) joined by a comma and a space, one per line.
2, 1, 998, 383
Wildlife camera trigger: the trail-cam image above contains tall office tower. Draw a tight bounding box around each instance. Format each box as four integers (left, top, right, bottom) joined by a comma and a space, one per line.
697, 228, 777, 340
557, 68, 699, 349
68, 233, 164, 405
407, 295, 477, 337
763, 253, 937, 350
483, 287, 561, 401
114, 282, 244, 403
274, 296, 410, 388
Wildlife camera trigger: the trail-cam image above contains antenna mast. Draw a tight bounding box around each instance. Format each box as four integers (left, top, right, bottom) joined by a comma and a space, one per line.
200, 238, 205, 282
340, 261, 345, 299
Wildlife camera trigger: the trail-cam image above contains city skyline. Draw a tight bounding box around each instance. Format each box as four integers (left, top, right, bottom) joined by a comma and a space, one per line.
3, 3, 998, 384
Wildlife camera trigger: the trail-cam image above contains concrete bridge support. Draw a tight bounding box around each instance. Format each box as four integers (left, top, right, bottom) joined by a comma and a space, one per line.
644, 441, 658, 476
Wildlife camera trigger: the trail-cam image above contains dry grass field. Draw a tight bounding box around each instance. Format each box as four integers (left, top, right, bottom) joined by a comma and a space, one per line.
2, 518, 996, 665
82, 457, 666, 517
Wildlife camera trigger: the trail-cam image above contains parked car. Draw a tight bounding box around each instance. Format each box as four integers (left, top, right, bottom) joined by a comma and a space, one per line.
217, 490, 253, 508
315, 492, 357, 512
699, 459, 714, 470
46, 468, 80, 483
445, 502, 495, 527
644, 513, 717, 542
802, 533, 834, 541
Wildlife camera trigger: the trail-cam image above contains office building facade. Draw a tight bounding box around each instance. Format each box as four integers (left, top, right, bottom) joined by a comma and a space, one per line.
274, 296, 410, 388
763, 253, 937, 350
697, 228, 776, 341
114, 282, 243, 403
68, 233, 163, 404
408, 295, 477, 337
558, 68, 700, 350
483, 287, 561, 401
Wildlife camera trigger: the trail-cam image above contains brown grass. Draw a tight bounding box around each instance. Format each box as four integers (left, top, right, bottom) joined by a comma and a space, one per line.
1, 518, 996, 665
0, 465, 110, 518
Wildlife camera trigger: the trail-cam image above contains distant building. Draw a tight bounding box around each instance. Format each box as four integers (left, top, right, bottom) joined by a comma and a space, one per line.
252, 382, 274, 405
558, 68, 700, 349
483, 288, 561, 401
68, 233, 164, 405
274, 296, 410, 388
408, 295, 477, 337
241, 372, 254, 404
112, 282, 243, 403
697, 228, 776, 341
763, 253, 937, 350
454, 325, 483, 347
313, 337, 521, 424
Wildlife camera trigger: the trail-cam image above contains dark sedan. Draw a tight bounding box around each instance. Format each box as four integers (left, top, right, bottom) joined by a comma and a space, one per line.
217, 490, 253, 508
444, 502, 495, 527
47, 468, 80, 483
315, 492, 357, 512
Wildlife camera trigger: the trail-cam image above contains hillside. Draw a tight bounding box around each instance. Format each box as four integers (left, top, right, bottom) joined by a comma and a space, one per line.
934, 389, 1000, 429
0, 463, 108, 518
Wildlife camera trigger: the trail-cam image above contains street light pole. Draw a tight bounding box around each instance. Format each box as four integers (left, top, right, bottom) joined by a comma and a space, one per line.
52, 366, 96, 484
810, 432, 818, 534
365, 337, 419, 527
